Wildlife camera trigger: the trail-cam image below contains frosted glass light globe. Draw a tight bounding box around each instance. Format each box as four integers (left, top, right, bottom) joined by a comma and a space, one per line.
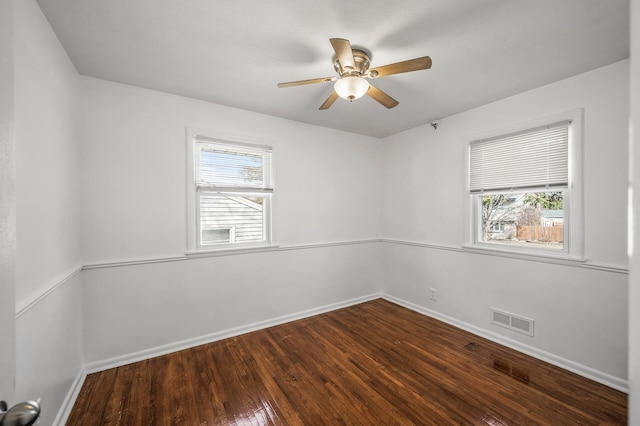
334, 76, 370, 101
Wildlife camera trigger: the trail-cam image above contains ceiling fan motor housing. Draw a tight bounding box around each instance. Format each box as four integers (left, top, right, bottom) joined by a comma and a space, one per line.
333, 49, 370, 77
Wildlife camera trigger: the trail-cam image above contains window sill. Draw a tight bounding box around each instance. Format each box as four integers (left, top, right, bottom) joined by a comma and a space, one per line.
186, 244, 280, 259
461, 244, 584, 267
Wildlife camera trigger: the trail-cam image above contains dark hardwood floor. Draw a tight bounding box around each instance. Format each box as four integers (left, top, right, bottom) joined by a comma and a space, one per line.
67, 299, 627, 425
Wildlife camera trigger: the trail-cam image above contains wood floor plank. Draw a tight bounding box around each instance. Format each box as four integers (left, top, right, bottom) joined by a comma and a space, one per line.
66, 299, 627, 425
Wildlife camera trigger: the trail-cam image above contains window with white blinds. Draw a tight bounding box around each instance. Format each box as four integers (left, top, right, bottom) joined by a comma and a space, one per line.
469, 121, 570, 193
465, 113, 584, 257
192, 137, 273, 249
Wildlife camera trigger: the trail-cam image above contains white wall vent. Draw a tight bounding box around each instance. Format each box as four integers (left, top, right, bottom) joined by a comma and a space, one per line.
491, 308, 534, 336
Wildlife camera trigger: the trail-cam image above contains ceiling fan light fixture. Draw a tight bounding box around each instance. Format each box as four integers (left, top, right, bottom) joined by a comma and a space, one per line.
278, 38, 431, 109
334, 76, 370, 101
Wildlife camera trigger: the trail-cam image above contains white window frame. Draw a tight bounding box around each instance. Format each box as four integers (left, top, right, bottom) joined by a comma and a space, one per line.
186, 128, 274, 253
464, 109, 584, 262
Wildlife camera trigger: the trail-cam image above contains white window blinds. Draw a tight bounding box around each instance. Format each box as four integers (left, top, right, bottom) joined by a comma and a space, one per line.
196, 140, 273, 192
469, 121, 570, 193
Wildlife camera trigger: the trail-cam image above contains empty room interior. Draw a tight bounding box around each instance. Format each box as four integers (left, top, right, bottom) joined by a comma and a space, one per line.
2, 0, 640, 424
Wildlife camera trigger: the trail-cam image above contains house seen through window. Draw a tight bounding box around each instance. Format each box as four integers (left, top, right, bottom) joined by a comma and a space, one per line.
193, 137, 273, 248
469, 121, 570, 253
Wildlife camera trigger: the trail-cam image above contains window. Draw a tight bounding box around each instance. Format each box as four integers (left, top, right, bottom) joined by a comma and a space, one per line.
188, 131, 273, 250
468, 113, 582, 257
489, 222, 504, 233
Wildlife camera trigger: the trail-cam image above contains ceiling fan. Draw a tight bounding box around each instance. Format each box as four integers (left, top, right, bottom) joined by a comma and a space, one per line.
278, 38, 432, 110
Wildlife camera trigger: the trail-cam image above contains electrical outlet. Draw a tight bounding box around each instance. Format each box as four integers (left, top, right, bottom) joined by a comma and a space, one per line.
429, 288, 438, 301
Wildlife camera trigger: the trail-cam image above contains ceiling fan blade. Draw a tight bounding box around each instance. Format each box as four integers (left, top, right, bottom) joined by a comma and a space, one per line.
278, 76, 335, 88
368, 56, 432, 78
330, 38, 356, 71
319, 91, 339, 110
367, 84, 399, 109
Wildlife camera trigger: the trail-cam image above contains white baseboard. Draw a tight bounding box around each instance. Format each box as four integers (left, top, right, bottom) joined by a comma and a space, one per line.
84, 292, 383, 373
53, 367, 87, 426
381, 293, 629, 393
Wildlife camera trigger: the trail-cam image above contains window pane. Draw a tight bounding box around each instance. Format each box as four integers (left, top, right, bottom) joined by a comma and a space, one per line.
199, 150, 263, 186
196, 141, 273, 190
202, 228, 232, 244
478, 191, 564, 250
199, 193, 265, 246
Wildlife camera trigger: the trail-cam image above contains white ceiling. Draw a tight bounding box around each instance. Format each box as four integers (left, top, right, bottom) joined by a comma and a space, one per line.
36, 0, 629, 138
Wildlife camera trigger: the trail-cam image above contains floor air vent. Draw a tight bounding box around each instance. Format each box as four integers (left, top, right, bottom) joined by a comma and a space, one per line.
491, 308, 534, 336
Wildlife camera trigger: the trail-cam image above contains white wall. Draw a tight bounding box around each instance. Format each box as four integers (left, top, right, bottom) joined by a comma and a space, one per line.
629, 0, 639, 421
0, 0, 16, 401
381, 61, 630, 387
15, 0, 81, 301
13, 0, 83, 424
79, 78, 381, 262
78, 77, 383, 365
82, 244, 380, 364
